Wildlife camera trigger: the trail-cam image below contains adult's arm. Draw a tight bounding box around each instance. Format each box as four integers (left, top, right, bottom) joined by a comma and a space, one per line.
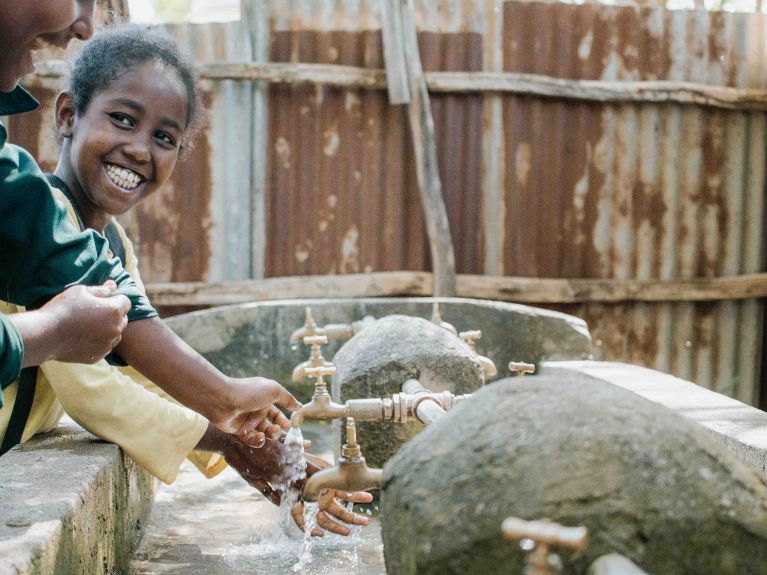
8, 283, 130, 368
0, 314, 23, 393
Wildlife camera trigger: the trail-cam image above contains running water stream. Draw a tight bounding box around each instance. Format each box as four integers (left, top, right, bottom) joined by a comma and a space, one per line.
130, 421, 385, 575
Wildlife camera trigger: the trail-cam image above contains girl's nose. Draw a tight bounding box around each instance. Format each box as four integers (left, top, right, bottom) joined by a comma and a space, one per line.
124, 140, 151, 163
71, 1, 96, 41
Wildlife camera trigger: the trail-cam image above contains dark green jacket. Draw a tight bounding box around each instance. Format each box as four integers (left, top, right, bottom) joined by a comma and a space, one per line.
0, 86, 158, 395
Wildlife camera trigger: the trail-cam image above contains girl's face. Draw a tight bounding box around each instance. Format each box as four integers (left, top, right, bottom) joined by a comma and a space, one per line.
56, 61, 189, 228
0, 0, 95, 91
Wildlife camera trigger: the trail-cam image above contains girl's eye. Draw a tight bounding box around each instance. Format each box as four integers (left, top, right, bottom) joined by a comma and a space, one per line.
155, 131, 178, 148
109, 112, 134, 128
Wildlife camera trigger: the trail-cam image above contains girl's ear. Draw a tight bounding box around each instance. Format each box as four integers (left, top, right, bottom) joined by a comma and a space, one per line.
54, 91, 76, 138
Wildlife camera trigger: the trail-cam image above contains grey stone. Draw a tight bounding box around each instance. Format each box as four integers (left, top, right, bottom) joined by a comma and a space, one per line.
164, 297, 592, 403
0, 422, 154, 575
332, 315, 485, 467
380, 373, 767, 575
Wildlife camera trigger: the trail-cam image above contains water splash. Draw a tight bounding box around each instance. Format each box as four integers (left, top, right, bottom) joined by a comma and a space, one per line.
275, 427, 307, 543
293, 502, 320, 573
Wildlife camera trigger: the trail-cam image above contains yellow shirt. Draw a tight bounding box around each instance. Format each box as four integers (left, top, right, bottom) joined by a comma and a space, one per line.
0, 188, 226, 483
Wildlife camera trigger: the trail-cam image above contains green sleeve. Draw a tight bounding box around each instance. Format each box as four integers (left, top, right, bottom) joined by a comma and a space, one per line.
0, 142, 157, 322
0, 313, 23, 396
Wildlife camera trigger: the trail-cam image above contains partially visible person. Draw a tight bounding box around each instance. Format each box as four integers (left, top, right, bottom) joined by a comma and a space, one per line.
0, 0, 133, 396
0, 25, 372, 535
0, 0, 300, 444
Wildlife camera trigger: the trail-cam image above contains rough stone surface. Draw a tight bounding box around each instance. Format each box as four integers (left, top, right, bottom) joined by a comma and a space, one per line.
543, 361, 767, 484
164, 297, 592, 403
332, 315, 485, 467
0, 422, 155, 575
381, 373, 767, 575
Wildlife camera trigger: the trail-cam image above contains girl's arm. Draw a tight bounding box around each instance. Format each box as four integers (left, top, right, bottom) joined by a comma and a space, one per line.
115, 317, 301, 445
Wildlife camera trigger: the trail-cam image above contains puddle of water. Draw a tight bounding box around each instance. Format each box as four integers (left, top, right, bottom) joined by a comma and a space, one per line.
131, 422, 385, 575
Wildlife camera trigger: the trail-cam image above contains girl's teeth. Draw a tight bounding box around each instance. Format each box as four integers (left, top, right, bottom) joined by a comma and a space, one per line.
106, 164, 141, 190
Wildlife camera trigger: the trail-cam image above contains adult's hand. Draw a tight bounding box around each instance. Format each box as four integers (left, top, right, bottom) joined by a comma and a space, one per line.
12, 280, 129, 367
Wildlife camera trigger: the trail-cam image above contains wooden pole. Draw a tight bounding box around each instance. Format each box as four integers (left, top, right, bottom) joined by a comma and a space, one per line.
380, 0, 410, 105
399, 0, 457, 296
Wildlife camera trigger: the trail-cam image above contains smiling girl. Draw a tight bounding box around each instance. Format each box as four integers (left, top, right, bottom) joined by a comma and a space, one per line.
52, 25, 198, 236
0, 25, 370, 535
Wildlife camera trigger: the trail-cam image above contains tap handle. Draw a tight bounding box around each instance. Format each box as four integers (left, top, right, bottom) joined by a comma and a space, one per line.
508, 361, 535, 376
502, 517, 589, 551
459, 330, 482, 351
303, 334, 328, 347
305, 365, 336, 386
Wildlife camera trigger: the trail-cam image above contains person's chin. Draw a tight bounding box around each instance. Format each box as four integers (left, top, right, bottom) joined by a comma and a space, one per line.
2, 52, 36, 91
0, 60, 29, 92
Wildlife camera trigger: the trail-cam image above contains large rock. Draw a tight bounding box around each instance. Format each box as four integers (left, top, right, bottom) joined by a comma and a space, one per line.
165, 297, 592, 402
381, 373, 767, 575
333, 315, 485, 467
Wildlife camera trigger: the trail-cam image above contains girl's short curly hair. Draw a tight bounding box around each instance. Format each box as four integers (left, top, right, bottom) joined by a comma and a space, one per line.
67, 24, 203, 147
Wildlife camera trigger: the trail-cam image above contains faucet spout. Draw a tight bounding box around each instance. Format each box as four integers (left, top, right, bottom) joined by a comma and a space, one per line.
476, 354, 498, 378
302, 418, 382, 502
290, 365, 346, 427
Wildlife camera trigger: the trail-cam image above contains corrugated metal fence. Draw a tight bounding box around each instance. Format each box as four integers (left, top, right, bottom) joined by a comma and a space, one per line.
8, 0, 766, 404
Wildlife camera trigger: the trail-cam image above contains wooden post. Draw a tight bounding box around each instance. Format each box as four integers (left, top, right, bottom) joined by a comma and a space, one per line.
97, 0, 129, 24
241, 0, 269, 279
399, 0, 457, 296
380, 0, 410, 104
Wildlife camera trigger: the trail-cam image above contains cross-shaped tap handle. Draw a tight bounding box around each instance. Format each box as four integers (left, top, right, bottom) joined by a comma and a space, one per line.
508, 361, 535, 376
305, 365, 336, 380
303, 334, 328, 347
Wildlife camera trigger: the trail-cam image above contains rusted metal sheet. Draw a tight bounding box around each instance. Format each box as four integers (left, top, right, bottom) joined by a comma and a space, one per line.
265, 28, 484, 276
502, 2, 766, 402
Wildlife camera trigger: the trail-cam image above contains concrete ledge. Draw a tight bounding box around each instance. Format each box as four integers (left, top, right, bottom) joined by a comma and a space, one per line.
542, 360, 767, 482
0, 421, 155, 575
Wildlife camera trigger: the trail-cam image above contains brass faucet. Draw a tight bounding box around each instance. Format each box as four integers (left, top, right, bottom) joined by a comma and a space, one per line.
290, 365, 347, 427
508, 361, 536, 377
302, 417, 383, 502
459, 330, 497, 379
289, 307, 375, 344
290, 372, 472, 427
502, 517, 588, 575
291, 334, 334, 383
431, 302, 458, 335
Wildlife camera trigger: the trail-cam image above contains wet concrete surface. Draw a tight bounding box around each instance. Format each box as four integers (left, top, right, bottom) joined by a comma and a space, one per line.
130, 422, 386, 575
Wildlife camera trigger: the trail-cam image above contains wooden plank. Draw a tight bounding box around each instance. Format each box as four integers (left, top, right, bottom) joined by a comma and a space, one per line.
380, 0, 410, 104
456, 273, 767, 303
145, 272, 432, 306
28, 60, 767, 111
146, 272, 767, 306
425, 72, 767, 111
400, 0, 456, 297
